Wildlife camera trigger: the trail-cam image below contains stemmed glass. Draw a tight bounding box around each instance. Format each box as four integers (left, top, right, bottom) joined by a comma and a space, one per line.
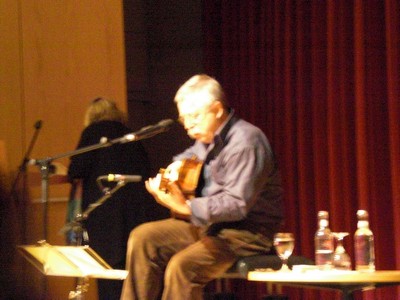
273, 233, 295, 271
332, 232, 352, 270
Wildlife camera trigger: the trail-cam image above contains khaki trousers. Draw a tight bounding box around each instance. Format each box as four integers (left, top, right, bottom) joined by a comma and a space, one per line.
120, 218, 273, 300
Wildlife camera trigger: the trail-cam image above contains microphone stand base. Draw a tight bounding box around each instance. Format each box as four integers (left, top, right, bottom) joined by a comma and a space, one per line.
68, 277, 89, 300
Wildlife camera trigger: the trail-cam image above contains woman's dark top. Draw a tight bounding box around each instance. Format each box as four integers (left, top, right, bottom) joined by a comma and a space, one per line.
68, 120, 152, 267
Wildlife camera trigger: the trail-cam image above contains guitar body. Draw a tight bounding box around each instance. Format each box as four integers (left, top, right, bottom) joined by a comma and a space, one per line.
157, 158, 203, 220
159, 158, 203, 199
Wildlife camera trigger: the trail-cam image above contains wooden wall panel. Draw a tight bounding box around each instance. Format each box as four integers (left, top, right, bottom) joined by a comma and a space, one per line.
20, 0, 127, 167
1, 1, 127, 299
0, 0, 24, 170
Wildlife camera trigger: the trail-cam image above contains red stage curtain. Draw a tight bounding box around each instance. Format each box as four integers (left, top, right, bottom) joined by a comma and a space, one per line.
203, 0, 400, 299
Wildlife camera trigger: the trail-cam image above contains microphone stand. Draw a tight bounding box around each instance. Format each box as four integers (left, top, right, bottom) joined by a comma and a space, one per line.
30, 133, 136, 241
9, 121, 43, 298
11, 120, 42, 246
27, 121, 171, 298
11, 120, 42, 203
65, 180, 128, 300
29, 139, 116, 300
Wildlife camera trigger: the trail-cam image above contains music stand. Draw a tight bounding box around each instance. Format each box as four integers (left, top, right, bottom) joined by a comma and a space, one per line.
18, 241, 128, 299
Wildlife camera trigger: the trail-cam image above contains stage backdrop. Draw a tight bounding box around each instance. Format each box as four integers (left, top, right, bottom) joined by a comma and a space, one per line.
203, 0, 400, 299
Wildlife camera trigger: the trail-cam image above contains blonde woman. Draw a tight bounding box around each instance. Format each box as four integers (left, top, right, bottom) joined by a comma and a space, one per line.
68, 97, 153, 300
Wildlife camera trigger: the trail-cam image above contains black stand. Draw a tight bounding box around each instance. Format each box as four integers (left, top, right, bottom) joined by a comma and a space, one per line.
63, 179, 129, 247
30, 133, 135, 241
10, 120, 42, 247
28, 135, 136, 299
26, 120, 170, 299
11, 120, 42, 203
65, 180, 132, 300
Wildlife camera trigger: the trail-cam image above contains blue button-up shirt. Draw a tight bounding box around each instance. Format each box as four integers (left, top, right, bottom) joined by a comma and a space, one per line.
174, 111, 283, 236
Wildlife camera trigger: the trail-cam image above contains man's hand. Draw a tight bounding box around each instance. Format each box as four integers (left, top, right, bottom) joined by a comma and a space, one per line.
145, 175, 191, 216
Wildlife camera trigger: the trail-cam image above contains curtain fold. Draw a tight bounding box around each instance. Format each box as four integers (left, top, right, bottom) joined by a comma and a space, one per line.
203, 0, 400, 299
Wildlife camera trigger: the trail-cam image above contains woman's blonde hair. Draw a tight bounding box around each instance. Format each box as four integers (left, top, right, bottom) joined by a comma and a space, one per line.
84, 97, 126, 127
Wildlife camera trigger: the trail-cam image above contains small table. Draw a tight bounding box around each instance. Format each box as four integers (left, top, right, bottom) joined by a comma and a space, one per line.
248, 270, 400, 300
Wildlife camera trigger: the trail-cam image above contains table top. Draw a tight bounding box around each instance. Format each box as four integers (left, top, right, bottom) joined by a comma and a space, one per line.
249, 269, 400, 283
248, 269, 400, 295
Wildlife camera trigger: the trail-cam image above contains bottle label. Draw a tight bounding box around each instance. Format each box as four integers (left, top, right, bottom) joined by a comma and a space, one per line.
315, 233, 334, 268
354, 235, 375, 266
315, 250, 333, 267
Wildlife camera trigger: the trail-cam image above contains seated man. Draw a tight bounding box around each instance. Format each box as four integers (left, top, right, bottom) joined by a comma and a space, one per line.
120, 74, 284, 300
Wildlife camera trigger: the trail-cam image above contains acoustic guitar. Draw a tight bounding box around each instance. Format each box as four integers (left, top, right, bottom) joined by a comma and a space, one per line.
158, 157, 203, 220
158, 157, 203, 199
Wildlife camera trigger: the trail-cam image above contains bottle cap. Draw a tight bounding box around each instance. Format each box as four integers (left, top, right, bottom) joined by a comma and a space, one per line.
357, 210, 369, 220
318, 210, 329, 219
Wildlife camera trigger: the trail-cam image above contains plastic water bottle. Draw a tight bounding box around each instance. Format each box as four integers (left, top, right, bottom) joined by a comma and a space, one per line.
314, 210, 334, 270
354, 210, 375, 271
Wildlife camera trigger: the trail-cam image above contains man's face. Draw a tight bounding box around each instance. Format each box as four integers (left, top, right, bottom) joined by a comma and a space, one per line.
177, 92, 220, 144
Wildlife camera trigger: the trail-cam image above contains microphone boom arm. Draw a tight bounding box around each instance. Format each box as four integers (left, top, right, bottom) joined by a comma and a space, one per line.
29, 119, 172, 241
84, 181, 127, 219
60, 180, 127, 242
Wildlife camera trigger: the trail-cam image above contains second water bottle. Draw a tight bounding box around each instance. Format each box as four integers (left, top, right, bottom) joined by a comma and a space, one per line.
315, 210, 334, 270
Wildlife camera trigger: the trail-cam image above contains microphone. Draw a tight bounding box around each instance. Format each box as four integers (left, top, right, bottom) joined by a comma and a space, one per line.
22, 120, 43, 166
34, 120, 43, 129
97, 174, 142, 183
121, 119, 174, 142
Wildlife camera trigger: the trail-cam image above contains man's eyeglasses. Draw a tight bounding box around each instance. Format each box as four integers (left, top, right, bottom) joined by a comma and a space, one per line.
178, 106, 213, 125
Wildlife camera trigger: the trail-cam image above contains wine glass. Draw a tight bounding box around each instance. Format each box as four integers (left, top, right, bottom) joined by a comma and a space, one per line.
273, 232, 295, 271
332, 232, 352, 270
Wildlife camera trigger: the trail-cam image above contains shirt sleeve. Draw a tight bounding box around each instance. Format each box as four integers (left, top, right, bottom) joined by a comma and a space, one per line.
190, 143, 271, 226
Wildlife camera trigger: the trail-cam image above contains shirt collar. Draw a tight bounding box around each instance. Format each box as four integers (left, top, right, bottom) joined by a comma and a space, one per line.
213, 108, 237, 144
